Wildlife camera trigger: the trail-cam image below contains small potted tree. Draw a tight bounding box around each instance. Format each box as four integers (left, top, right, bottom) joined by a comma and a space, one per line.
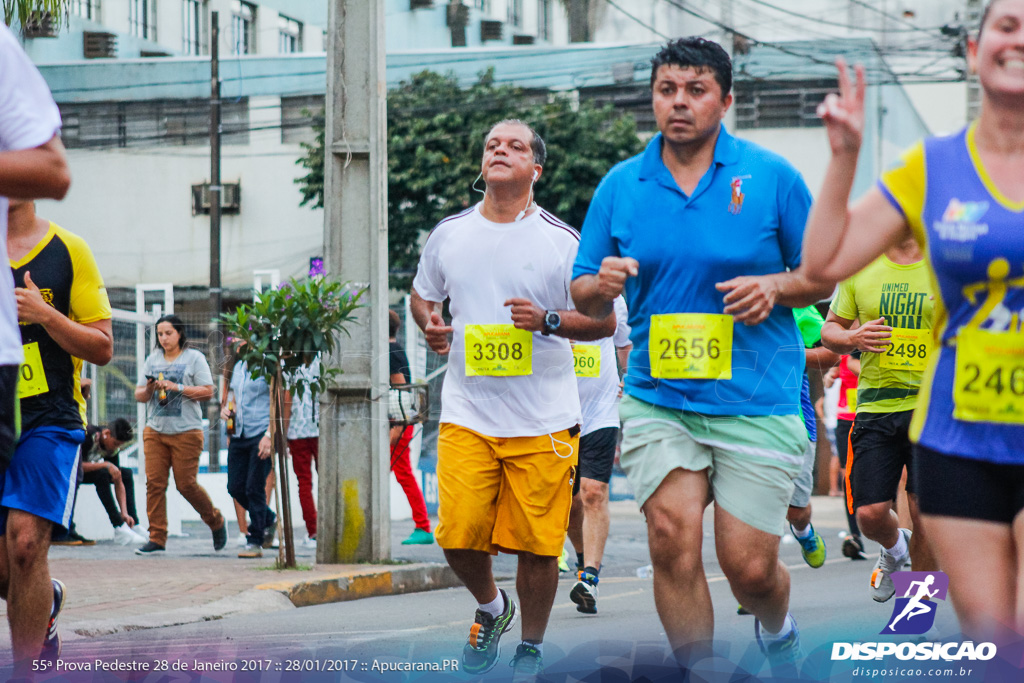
222, 276, 363, 567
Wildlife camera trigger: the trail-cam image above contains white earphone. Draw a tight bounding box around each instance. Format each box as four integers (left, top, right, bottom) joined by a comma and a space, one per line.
532, 170, 538, 181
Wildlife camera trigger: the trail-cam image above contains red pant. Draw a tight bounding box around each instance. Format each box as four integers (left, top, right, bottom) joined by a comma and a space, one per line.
288, 437, 319, 537
391, 425, 431, 532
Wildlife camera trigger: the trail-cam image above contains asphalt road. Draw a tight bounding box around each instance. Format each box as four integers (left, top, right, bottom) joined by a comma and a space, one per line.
40, 499, 992, 683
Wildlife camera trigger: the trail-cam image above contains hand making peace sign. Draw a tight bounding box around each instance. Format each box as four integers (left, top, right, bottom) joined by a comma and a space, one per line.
817, 58, 867, 156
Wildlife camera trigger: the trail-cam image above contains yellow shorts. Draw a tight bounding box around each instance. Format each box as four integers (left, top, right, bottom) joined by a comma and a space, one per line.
435, 423, 579, 557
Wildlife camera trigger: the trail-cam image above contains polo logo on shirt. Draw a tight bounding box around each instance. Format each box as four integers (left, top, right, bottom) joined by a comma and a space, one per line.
39, 289, 54, 307
728, 176, 749, 215
935, 199, 989, 242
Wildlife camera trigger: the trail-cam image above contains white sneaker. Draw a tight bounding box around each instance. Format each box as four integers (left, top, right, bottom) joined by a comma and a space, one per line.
113, 524, 145, 546
870, 528, 912, 602
301, 535, 317, 549
235, 533, 247, 548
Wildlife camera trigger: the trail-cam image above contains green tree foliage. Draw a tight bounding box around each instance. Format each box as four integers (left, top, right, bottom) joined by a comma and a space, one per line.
3, 0, 68, 29
296, 69, 642, 287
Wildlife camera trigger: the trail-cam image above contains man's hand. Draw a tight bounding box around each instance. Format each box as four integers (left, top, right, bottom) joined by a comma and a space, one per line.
715, 275, 780, 326
258, 434, 273, 459
121, 513, 136, 528
504, 298, 545, 332
850, 317, 892, 353
597, 257, 639, 301
14, 271, 56, 326
220, 402, 232, 420
424, 311, 453, 355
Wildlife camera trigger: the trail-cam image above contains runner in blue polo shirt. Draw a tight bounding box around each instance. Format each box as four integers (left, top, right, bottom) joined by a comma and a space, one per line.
570, 37, 828, 673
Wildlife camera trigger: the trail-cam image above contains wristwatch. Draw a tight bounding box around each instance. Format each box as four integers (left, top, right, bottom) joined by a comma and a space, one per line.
542, 310, 561, 336
177, 383, 184, 392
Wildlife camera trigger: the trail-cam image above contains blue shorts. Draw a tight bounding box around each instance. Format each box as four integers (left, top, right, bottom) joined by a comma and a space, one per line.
0, 426, 84, 533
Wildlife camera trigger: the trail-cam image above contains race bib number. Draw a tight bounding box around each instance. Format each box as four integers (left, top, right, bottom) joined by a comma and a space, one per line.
953, 328, 1024, 424
573, 344, 600, 378
18, 342, 49, 399
649, 313, 732, 380
464, 324, 532, 376
880, 328, 932, 372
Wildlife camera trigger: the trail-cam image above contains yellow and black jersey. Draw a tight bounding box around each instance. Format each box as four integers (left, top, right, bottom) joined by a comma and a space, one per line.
10, 222, 110, 433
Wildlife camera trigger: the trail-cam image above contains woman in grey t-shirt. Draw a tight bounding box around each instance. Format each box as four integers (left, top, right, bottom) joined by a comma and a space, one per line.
133, 314, 226, 555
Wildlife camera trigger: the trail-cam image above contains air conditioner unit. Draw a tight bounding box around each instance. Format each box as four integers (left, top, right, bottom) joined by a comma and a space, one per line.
512, 34, 534, 45
410, 0, 433, 7
480, 20, 502, 41
23, 11, 57, 38
83, 32, 117, 59
191, 183, 241, 216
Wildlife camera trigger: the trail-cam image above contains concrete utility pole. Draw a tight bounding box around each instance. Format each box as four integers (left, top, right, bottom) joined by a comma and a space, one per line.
208, 10, 223, 471
966, 0, 982, 121
318, 0, 390, 563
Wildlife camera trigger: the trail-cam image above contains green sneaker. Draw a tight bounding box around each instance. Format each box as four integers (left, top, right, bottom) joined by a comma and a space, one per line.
462, 589, 518, 675
557, 547, 571, 573
792, 524, 826, 568
509, 643, 543, 681
401, 528, 434, 545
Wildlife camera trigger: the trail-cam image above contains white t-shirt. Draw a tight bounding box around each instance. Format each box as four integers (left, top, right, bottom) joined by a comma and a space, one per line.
577, 296, 631, 436
0, 24, 62, 366
413, 204, 582, 437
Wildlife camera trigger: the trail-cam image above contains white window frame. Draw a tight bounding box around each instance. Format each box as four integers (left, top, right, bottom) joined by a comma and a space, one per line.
231, 0, 256, 55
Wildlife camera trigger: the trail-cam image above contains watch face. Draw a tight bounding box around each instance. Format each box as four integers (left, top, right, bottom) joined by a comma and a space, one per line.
546, 311, 561, 328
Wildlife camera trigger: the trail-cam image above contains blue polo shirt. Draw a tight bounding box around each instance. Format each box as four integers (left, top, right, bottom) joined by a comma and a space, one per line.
572, 126, 812, 416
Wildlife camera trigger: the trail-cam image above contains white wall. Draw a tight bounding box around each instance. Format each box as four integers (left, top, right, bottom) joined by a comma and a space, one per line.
739, 127, 832, 198
903, 82, 968, 136
36, 96, 325, 288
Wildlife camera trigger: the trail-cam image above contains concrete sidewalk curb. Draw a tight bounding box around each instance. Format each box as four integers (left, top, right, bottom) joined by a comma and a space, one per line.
70, 588, 296, 639
256, 563, 462, 608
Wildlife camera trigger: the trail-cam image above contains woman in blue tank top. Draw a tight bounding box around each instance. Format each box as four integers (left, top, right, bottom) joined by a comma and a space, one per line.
802, 0, 1024, 642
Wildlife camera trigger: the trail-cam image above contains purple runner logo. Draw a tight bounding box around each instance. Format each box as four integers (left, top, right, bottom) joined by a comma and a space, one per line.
882, 571, 949, 635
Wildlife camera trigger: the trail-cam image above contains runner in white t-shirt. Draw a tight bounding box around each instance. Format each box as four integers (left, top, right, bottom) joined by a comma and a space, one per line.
565, 295, 631, 615
0, 21, 71, 679
410, 119, 615, 678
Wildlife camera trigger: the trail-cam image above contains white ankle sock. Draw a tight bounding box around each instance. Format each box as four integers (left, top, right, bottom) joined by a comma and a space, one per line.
759, 614, 795, 642
478, 591, 504, 617
792, 524, 812, 539
885, 530, 908, 559
522, 640, 543, 655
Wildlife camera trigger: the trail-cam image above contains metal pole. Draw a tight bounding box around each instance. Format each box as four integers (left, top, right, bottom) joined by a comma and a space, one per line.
319, 0, 390, 563
207, 11, 224, 472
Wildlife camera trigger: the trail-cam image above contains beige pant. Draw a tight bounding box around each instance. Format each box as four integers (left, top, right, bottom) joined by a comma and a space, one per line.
143, 427, 224, 546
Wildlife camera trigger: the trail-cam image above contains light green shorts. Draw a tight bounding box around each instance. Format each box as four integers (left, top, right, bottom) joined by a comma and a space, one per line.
618, 394, 807, 536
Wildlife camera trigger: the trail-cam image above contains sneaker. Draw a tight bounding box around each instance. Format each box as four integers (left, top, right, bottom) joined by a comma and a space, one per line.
557, 547, 571, 573
792, 524, 826, 568
870, 529, 912, 603
754, 614, 802, 674
50, 534, 82, 546
509, 643, 543, 680
737, 604, 752, 615
262, 521, 277, 549
68, 530, 96, 546
401, 528, 434, 545
462, 588, 518, 675
842, 534, 868, 560
239, 543, 263, 558
301, 535, 317, 549
134, 541, 165, 556
569, 570, 598, 614
236, 532, 247, 548
212, 524, 227, 551
39, 579, 65, 663
113, 524, 146, 546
